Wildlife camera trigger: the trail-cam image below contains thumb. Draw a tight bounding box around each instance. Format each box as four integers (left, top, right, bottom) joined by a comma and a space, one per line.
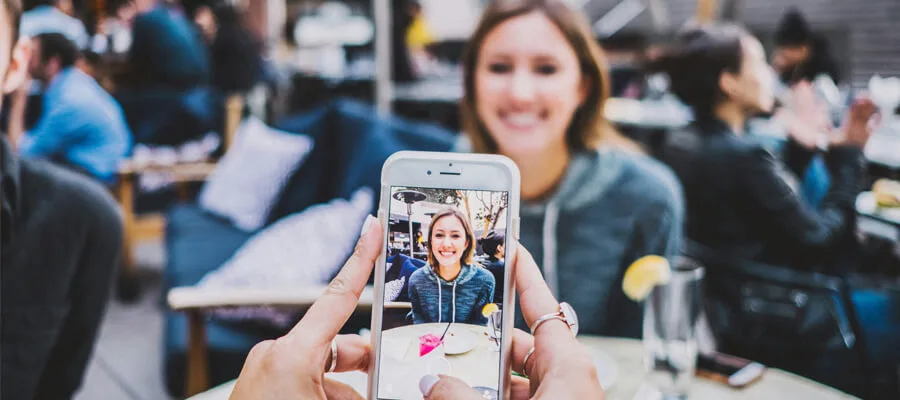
420, 374, 483, 400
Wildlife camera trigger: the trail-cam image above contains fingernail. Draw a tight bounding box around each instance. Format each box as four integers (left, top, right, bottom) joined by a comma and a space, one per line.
419, 374, 440, 396
360, 215, 376, 236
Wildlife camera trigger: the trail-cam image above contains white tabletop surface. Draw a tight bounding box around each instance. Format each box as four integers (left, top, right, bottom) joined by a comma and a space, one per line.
189, 336, 857, 400
376, 322, 500, 399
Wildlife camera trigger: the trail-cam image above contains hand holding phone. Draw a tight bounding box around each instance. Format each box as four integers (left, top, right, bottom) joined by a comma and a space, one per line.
370, 151, 521, 399
420, 241, 605, 399
229, 216, 383, 400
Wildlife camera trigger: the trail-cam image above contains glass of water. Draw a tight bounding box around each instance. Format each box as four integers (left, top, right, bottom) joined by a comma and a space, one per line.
642, 257, 705, 399
486, 310, 502, 351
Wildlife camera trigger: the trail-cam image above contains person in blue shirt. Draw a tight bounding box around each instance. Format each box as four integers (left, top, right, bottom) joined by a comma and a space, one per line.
16, 33, 132, 183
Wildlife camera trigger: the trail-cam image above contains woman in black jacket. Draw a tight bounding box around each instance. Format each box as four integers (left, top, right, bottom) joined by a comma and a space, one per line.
653, 23, 877, 270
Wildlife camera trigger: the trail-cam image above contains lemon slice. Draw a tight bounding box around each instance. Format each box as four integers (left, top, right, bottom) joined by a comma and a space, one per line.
622, 255, 672, 301
482, 303, 499, 318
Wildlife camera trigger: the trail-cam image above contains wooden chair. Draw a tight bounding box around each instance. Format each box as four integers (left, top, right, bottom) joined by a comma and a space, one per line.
167, 284, 411, 396
114, 94, 245, 301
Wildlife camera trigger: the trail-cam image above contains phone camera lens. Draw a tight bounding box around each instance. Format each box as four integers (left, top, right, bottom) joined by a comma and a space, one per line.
427, 170, 432, 175
449, 163, 453, 167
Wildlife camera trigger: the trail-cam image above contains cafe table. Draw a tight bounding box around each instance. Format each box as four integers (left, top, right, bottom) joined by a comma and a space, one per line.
188, 336, 858, 400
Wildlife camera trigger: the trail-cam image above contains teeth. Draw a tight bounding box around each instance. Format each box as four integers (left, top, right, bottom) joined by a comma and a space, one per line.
504, 113, 539, 126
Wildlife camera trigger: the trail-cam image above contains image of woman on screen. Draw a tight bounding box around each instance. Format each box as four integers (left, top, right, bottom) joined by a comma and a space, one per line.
408, 208, 496, 325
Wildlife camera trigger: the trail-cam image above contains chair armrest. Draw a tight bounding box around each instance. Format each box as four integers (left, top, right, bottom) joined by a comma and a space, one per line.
167, 285, 377, 311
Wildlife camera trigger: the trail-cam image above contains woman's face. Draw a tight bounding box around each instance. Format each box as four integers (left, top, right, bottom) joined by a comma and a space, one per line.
430, 215, 468, 267
723, 36, 776, 114
474, 11, 587, 159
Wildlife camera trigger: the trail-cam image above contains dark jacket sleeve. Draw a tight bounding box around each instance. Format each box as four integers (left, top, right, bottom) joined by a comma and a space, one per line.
738, 144, 864, 257
34, 182, 123, 399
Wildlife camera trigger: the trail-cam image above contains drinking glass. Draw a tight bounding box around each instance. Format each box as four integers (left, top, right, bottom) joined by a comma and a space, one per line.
642, 257, 705, 399
485, 309, 502, 351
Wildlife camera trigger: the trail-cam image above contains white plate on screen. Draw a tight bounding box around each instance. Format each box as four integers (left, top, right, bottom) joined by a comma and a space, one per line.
436, 327, 477, 355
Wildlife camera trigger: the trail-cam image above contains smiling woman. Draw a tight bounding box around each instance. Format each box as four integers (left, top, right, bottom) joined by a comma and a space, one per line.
454, 0, 684, 338
408, 207, 496, 325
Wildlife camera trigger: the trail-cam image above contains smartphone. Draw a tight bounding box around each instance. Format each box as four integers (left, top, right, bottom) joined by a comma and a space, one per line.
369, 151, 521, 400
696, 351, 766, 388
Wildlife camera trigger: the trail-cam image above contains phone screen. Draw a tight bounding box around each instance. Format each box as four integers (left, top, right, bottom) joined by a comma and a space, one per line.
376, 185, 509, 400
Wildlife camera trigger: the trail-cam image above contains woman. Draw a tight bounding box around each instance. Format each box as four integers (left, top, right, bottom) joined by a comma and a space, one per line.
456, 0, 683, 337
228, 216, 604, 399
189, 0, 263, 94
408, 208, 496, 325
652, 23, 876, 269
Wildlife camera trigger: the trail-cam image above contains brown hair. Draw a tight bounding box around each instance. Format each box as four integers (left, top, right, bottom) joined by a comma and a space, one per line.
3, 0, 21, 46
648, 23, 749, 122
426, 208, 477, 269
460, 0, 617, 154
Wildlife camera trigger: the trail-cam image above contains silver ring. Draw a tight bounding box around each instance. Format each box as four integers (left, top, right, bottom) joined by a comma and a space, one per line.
328, 338, 338, 373
529, 302, 579, 336
522, 347, 536, 377
530, 315, 565, 335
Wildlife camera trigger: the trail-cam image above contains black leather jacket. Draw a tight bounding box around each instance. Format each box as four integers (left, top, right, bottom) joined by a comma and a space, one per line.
659, 119, 866, 269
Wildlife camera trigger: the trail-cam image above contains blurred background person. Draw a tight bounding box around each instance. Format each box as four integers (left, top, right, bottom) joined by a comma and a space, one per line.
479, 229, 505, 304
770, 7, 844, 209
1, 0, 123, 398
772, 8, 841, 90
19, 0, 89, 49
9, 32, 131, 183
457, 0, 683, 338
655, 23, 876, 272
187, 0, 263, 95
122, 0, 209, 90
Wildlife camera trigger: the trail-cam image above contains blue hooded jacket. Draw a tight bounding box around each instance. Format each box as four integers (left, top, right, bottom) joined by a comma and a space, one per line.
408, 264, 496, 325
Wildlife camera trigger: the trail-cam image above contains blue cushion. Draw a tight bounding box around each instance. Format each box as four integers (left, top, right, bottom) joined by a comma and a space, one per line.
265, 98, 457, 225
163, 204, 265, 395
851, 288, 900, 367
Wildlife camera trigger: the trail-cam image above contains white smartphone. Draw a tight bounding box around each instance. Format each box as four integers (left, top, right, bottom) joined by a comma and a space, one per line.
368, 151, 521, 400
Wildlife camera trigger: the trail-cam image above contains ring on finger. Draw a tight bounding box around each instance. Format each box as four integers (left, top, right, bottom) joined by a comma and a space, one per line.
522, 347, 536, 378
328, 338, 338, 373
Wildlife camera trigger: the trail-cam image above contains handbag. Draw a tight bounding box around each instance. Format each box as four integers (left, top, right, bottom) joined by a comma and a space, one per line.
683, 242, 862, 390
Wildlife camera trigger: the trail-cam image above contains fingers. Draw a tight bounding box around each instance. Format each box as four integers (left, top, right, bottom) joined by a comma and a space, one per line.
421, 374, 482, 400
323, 377, 366, 400
289, 215, 383, 343
512, 245, 560, 328
327, 334, 371, 373
510, 375, 532, 400
510, 329, 534, 375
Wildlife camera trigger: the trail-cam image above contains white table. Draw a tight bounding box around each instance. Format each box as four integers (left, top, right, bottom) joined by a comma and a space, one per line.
189, 337, 857, 400
376, 322, 500, 399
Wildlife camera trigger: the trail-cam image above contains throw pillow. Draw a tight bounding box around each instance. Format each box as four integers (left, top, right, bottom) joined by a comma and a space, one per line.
197, 187, 374, 329
199, 116, 313, 231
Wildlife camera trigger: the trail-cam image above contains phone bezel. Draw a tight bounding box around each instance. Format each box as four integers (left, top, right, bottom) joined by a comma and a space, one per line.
369, 150, 521, 400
